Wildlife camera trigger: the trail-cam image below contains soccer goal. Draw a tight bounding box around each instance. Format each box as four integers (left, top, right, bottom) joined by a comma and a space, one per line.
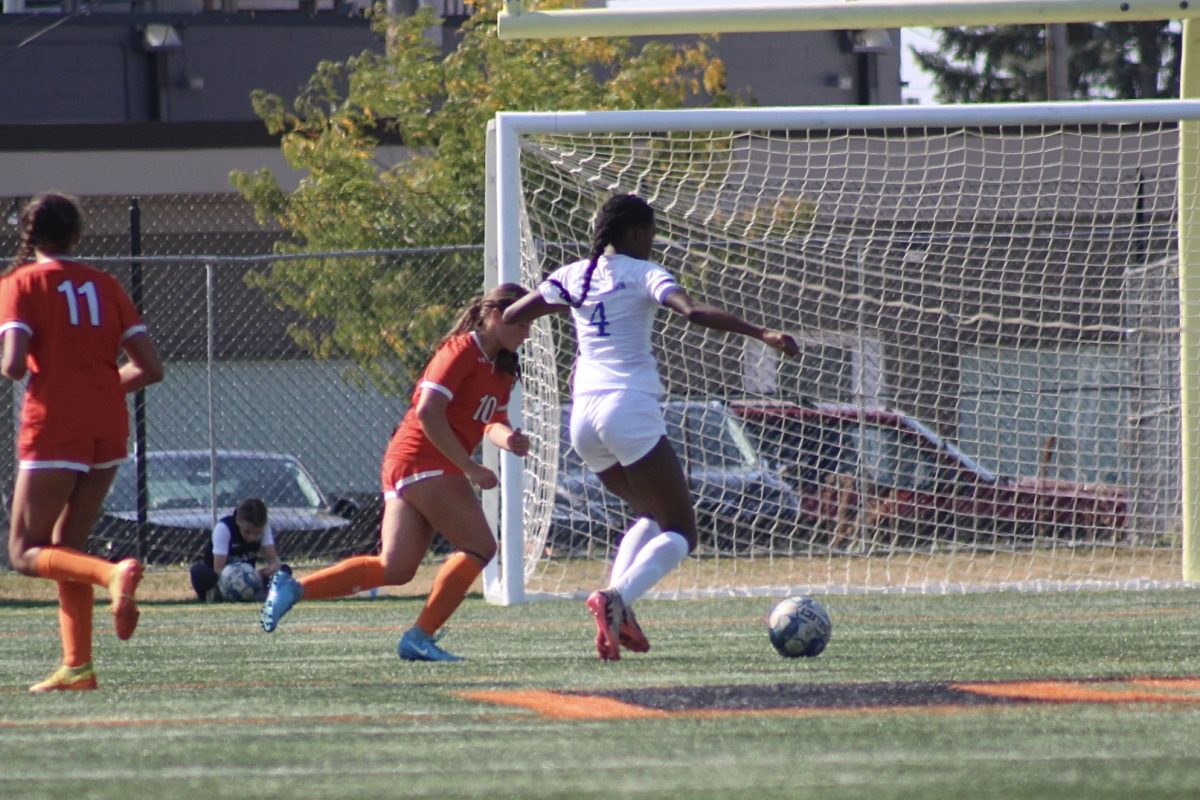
482, 0, 1200, 603
482, 100, 1200, 604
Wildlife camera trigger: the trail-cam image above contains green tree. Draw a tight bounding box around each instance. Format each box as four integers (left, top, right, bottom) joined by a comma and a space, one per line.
913, 22, 1181, 103
232, 0, 730, 391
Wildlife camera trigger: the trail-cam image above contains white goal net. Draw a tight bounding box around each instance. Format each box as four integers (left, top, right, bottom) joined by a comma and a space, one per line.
490, 103, 1200, 600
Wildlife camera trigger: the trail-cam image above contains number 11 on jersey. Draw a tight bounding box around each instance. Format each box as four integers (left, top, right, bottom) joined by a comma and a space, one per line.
57, 280, 100, 327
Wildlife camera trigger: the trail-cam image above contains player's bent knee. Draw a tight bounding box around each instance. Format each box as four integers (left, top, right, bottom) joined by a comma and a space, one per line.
384, 565, 419, 585
680, 533, 698, 554
465, 545, 496, 565
7, 543, 38, 577
5, 527, 42, 573
660, 515, 697, 546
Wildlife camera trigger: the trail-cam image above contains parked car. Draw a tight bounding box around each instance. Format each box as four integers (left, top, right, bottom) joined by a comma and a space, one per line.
544, 400, 802, 555
91, 450, 375, 565
729, 399, 1129, 548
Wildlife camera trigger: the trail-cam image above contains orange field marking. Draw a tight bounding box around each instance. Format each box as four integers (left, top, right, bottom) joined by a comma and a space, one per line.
954, 677, 1200, 704
457, 689, 668, 719
454, 689, 993, 721
461, 676, 1200, 720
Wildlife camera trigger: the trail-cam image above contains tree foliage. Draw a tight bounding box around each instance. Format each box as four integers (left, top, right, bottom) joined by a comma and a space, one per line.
232, 0, 730, 391
913, 22, 1181, 103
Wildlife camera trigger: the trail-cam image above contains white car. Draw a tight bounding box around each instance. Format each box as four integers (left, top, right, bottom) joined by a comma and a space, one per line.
93, 450, 367, 565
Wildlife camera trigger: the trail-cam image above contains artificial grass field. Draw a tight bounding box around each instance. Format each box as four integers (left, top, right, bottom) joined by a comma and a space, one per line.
2, 574, 1199, 800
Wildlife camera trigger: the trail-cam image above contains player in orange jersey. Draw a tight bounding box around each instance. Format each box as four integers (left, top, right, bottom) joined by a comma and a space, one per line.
261, 283, 532, 661
1, 193, 164, 692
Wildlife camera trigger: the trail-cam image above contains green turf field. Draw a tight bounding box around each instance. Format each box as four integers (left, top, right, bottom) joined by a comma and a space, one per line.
2, 582, 1199, 799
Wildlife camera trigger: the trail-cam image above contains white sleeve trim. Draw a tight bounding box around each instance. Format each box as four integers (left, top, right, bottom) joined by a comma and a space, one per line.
120, 323, 148, 342
0, 320, 32, 337
654, 282, 681, 304
538, 280, 572, 306
420, 380, 454, 401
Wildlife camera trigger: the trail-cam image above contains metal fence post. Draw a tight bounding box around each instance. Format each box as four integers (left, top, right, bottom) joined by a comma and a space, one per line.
129, 197, 149, 560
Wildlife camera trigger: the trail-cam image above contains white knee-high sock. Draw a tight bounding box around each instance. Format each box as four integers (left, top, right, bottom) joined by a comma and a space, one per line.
610, 517, 662, 585
611, 530, 690, 605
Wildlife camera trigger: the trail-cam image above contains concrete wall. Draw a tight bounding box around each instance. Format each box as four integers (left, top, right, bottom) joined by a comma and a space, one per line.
0, 11, 897, 195
0, 14, 386, 124
0, 142, 410, 195
652, 29, 903, 107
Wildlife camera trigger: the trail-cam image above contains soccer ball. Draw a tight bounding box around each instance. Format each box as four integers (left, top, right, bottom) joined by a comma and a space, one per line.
767, 596, 832, 658
218, 561, 265, 602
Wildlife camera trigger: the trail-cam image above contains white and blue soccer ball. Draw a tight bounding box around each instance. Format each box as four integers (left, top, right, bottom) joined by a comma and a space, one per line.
767, 595, 832, 658
218, 561, 265, 602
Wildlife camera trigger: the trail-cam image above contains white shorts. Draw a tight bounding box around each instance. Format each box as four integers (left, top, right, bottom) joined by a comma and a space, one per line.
570, 391, 667, 473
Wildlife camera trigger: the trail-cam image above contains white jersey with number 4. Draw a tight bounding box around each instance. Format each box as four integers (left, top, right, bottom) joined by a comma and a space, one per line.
539, 253, 679, 397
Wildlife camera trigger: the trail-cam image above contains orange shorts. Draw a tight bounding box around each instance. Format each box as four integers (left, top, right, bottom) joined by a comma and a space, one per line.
18, 434, 128, 473
381, 455, 463, 499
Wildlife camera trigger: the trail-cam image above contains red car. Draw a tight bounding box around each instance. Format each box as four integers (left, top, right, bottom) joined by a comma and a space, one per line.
729, 399, 1129, 548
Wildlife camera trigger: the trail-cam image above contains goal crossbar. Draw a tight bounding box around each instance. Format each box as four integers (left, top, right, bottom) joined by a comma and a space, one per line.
494, 100, 1200, 134
498, 0, 1200, 40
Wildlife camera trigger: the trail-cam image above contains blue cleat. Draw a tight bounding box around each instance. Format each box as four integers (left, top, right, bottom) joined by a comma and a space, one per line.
260, 570, 303, 633
398, 626, 464, 662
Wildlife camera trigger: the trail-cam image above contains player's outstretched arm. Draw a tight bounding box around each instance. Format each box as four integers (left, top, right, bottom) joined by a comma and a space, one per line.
663, 288, 799, 357
502, 292, 562, 326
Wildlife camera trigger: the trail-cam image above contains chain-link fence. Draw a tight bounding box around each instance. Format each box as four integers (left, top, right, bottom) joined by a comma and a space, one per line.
0, 194, 485, 569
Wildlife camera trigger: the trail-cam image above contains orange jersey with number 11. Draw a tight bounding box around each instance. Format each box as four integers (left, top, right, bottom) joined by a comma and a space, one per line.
0, 259, 145, 445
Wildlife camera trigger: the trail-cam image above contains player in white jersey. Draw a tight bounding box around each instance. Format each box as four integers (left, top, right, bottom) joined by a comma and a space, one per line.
504, 193, 799, 661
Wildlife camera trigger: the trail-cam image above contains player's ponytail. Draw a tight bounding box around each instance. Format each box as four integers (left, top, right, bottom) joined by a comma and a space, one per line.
438, 283, 529, 378
548, 193, 654, 309
444, 299, 486, 341
6, 193, 83, 274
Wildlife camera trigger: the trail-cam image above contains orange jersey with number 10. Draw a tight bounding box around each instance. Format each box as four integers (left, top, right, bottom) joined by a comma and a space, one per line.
0, 259, 145, 446
384, 332, 515, 483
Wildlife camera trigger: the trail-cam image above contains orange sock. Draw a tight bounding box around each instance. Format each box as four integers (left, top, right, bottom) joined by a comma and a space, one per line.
57, 581, 94, 668
34, 547, 114, 589
415, 552, 484, 636
298, 556, 386, 600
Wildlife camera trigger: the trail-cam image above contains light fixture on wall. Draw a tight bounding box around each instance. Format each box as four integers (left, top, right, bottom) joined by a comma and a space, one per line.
849, 29, 895, 54
140, 23, 183, 52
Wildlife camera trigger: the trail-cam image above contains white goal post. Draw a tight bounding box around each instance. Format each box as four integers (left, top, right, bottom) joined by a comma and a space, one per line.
482, 100, 1200, 605
498, 0, 1200, 39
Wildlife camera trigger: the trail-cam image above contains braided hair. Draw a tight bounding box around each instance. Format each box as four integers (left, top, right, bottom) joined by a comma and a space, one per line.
438, 282, 529, 378
7, 193, 83, 274
549, 193, 655, 309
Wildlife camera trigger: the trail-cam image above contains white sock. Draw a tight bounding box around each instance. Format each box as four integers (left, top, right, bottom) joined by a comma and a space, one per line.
611, 530, 690, 605
610, 517, 661, 585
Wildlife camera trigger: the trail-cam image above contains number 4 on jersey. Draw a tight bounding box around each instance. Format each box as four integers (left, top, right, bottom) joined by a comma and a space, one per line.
587, 302, 610, 337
